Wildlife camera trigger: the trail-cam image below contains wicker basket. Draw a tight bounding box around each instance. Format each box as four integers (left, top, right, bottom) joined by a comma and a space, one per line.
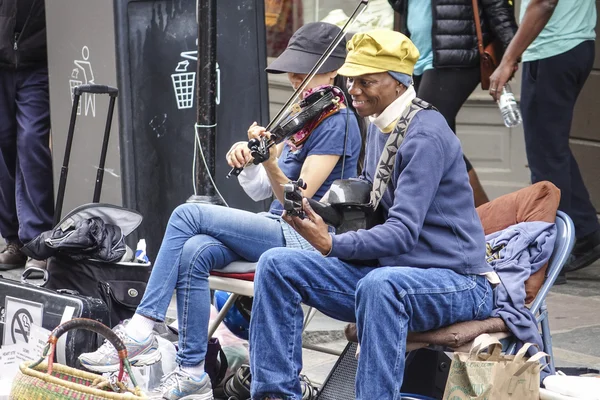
10, 318, 146, 400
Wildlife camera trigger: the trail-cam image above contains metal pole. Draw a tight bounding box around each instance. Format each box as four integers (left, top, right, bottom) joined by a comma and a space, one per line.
188, 0, 222, 204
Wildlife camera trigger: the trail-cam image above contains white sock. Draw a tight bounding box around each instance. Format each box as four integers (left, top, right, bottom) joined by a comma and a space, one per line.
125, 314, 156, 342
181, 362, 206, 381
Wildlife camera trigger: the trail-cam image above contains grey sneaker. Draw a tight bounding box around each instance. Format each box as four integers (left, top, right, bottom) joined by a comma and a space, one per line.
78, 323, 162, 373
149, 367, 213, 400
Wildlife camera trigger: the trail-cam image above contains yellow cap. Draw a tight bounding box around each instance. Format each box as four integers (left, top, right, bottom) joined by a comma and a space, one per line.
338, 30, 420, 77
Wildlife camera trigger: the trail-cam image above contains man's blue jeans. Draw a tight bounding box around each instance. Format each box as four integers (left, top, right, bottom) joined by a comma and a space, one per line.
0, 66, 53, 243
250, 248, 493, 400
136, 203, 286, 367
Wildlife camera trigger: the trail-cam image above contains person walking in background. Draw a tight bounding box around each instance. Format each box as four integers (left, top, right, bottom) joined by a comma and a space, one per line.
388, 0, 517, 207
0, 0, 54, 271
490, 0, 599, 284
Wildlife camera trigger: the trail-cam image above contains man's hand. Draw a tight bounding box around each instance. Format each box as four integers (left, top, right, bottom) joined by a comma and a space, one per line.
283, 198, 332, 256
489, 61, 519, 101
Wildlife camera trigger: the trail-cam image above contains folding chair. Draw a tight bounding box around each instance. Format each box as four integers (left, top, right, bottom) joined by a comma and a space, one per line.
320, 211, 576, 398
208, 261, 342, 356
401, 211, 575, 371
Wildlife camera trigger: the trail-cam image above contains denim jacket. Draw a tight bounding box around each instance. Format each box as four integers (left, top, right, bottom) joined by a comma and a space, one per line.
486, 221, 557, 352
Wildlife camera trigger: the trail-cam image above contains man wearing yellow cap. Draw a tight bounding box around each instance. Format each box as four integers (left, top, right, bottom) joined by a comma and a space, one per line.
248, 30, 492, 399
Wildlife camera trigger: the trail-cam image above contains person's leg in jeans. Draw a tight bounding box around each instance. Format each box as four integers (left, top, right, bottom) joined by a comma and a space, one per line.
250, 249, 375, 399
0, 70, 27, 271
355, 268, 492, 399
80, 203, 286, 377
414, 67, 489, 206
521, 41, 600, 272
249, 248, 492, 400
137, 203, 286, 325
15, 66, 54, 243
0, 70, 20, 246
0, 67, 53, 270
138, 203, 286, 354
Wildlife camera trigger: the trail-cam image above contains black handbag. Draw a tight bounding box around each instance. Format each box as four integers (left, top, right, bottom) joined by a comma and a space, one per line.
42, 204, 151, 327
46, 255, 150, 327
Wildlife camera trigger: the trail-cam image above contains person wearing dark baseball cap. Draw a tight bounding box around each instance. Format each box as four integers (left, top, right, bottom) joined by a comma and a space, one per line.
229, 21, 363, 203
249, 30, 493, 399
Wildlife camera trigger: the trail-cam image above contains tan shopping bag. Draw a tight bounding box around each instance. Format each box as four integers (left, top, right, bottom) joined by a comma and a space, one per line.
442, 334, 547, 400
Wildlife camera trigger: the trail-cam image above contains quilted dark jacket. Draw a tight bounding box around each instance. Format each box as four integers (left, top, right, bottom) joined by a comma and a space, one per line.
388, 0, 517, 68
0, 0, 47, 69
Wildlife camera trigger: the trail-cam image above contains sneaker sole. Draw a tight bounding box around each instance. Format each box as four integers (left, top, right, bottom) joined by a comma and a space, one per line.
180, 393, 214, 400
80, 349, 163, 373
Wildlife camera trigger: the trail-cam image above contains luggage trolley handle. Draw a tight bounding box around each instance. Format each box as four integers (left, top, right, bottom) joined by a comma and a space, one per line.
55, 84, 119, 226
73, 84, 119, 97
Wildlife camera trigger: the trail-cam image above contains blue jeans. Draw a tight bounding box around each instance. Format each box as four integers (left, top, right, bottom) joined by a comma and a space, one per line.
249, 248, 493, 400
0, 66, 53, 243
136, 203, 286, 367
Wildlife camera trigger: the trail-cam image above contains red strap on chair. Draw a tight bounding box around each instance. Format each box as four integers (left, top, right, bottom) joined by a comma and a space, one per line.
210, 271, 255, 281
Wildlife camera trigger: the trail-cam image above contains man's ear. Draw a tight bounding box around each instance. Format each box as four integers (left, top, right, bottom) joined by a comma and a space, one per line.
396, 83, 408, 97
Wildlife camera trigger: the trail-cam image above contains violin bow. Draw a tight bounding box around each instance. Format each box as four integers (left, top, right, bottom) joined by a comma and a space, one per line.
227, 0, 369, 178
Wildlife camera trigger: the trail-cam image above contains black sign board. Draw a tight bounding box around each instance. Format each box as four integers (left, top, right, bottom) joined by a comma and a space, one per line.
114, 0, 270, 258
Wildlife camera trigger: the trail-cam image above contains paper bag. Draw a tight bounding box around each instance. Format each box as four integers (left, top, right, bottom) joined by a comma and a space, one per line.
442, 334, 547, 400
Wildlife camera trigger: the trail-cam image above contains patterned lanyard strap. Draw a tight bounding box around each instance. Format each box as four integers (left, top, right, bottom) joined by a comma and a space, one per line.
370, 98, 436, 210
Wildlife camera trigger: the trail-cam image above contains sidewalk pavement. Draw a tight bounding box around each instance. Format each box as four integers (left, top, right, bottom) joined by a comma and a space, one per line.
1, 259, 599, 387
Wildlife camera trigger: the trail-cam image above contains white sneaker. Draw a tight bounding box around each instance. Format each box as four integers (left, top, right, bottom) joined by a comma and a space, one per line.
149, 368, 213, 400
78, 322, 162, 373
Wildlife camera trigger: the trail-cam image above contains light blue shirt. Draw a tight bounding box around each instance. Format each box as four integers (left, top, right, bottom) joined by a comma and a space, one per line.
521, 0, 596, 62
407, 0, 434, 75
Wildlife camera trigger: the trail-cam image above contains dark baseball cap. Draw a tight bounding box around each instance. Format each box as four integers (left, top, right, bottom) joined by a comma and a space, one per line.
266, 22, 347, 75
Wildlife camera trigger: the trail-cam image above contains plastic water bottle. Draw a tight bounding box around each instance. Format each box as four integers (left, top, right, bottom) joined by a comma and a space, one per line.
498, 84, 522, 128
135, 239, 149, 263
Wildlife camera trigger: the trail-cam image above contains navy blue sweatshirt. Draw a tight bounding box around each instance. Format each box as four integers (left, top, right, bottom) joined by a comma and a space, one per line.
328, 108, 490, 275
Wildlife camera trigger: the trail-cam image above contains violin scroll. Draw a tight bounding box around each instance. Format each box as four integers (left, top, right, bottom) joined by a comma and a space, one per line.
248, 137, 272, 164
283, 179, 308, 218
283, 179, 343, 227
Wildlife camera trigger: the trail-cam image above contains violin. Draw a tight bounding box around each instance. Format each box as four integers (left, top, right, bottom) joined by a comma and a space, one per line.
226, 0, 369, 179
271, 86, 338, 140
243, 86, 341, 167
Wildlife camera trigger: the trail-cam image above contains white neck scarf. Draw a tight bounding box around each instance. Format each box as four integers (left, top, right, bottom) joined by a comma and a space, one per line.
369, 85, 417, 133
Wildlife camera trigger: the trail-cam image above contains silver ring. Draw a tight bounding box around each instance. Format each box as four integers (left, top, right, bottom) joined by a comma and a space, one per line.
490, 88, 497, 92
